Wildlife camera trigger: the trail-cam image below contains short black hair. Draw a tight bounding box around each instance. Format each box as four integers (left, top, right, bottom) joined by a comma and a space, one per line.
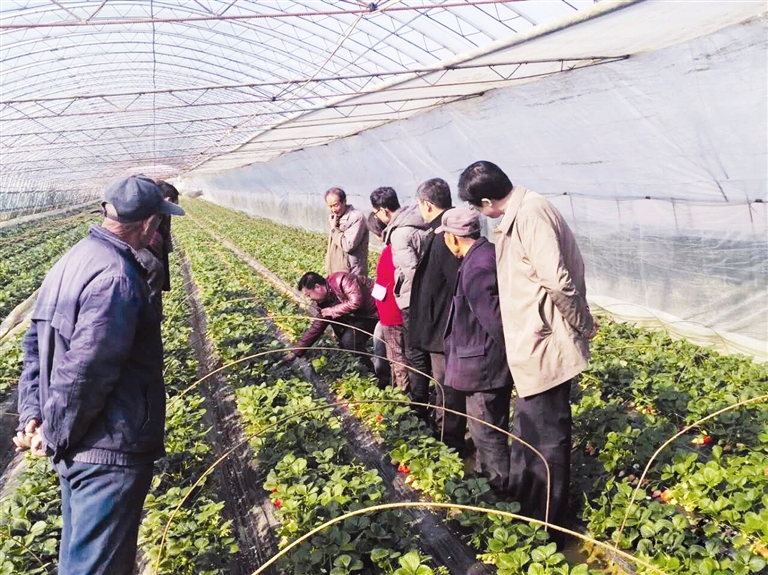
366, 211, 386, 236
416, 178, 452, 209
324, 187, 346, 203
370, 187, 400, 211
157, 181, 180, 203
457, 161, 513, 206
297, 272, 326, 291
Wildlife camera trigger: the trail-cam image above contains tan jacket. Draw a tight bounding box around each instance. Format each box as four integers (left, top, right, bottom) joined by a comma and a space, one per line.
494, 186, 594, 397
325, 205, 369, 277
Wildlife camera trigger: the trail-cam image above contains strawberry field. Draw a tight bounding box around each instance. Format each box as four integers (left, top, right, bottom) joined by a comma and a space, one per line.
0, 201, 766, 575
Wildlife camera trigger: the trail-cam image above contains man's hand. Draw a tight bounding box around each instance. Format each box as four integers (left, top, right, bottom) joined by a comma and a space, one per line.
319, 307, 335, 319
30, 433, 47, 458
13, 418, 40, 452
284, 351, 297, 364
586, 320, 600, 340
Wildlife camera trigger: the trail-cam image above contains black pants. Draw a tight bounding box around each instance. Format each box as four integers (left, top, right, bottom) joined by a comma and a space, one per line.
508, 379, 572, 548
431, 353, 467, 453
400, 308, 431, 408
466, 385, 512, 492
331, 317, 378, 375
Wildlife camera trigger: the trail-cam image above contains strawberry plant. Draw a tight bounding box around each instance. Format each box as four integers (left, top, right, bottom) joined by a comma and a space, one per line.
173, 217, 434, 574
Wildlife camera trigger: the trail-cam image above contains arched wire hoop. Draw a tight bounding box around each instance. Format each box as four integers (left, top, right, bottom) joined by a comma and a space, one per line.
249, 502, 670, 575
165, 313, 448, 440
152, 348, 552, 574
614, 393, 768, 547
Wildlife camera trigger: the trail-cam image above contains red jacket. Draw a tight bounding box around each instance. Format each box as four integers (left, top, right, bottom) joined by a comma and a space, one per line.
374, 246, 403, 326
295, 272, 378, 355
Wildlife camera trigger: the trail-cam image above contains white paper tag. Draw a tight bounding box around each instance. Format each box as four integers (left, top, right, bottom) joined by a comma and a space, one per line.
372, 283, 387, 302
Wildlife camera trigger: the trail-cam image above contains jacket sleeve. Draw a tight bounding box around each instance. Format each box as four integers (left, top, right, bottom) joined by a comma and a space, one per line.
463, 256, 506, 347
295, 317, 330, 356
518, 214, 594, 337
389, 226, 420, 299
17, 320, 42, 431
339, 211, 368, 254
40, 276, 141, 458
323, 275, 364, 318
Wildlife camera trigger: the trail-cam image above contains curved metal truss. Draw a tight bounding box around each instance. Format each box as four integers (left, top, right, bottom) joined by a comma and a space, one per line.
0, 0, 597, 210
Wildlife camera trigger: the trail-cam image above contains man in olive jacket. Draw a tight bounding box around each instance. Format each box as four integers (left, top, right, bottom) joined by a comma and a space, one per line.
324, 187, 369, 276
458, 160, 597, 547
441, 207, 513, 492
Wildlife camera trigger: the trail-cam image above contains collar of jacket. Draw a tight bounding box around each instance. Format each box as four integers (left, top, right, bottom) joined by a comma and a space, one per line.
463, 235, 488, 261
497, 186, 528, 235
383, 204, 425, 244
89, 224, 143, 265
428, 210, 445, 231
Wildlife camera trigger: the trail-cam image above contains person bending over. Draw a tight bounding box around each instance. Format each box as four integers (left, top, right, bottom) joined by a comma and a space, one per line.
287, 271, 379, 377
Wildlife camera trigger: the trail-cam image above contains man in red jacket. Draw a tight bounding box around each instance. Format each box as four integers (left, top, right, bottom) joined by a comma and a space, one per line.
366, 212, 410, 392
287, 271, 379, 376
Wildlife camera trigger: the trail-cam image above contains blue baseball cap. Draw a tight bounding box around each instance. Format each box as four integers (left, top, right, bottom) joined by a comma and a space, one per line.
103, 175, 185, 223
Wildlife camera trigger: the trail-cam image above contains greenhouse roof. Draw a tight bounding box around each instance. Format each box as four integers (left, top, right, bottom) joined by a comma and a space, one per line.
0, 0, 763, 201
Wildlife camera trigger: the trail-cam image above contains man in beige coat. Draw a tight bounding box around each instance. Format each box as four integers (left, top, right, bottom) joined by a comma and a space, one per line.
458, 160, 597, 548
324, 187, 369, 277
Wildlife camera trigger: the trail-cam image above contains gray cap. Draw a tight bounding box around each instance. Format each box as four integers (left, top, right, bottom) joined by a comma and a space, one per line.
103, 175, 185, 223
435, 206, 480, 237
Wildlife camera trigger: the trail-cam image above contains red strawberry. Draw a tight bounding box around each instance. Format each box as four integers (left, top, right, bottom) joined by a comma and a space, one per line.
271, 488, 278, 493
660, 490, 673, 503
274, 499, 283, 508
702, 436, 712, 445
376, 414, 383, 422
397, 463, 410, 474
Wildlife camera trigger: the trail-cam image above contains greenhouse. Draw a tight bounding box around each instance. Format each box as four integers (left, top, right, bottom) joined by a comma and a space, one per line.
0, 1, 766, 574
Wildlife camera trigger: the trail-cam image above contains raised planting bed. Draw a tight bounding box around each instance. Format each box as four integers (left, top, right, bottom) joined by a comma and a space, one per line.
184, 199, 768, 575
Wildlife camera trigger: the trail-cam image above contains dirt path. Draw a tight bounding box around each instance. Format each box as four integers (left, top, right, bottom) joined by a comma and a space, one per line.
179, 248, 281, 575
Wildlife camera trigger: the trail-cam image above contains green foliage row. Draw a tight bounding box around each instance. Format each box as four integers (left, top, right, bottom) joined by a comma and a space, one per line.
173, 216, 442, 574
0, 213, 96, 319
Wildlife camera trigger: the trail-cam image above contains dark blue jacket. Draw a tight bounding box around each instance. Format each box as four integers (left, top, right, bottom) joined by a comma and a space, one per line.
444, 237, 513, 392
17, 225, 165, 465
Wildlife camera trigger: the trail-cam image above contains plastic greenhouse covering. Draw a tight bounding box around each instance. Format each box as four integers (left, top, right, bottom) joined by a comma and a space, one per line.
1, 0, 766, 359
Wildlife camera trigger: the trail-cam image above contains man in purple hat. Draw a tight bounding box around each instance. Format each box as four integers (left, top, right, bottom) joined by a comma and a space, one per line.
13, 174, 185, 575
440, 207, 513, 491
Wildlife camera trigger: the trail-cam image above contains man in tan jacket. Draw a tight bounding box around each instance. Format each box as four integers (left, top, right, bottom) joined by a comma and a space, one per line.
457, 160, 597, 548
324, 187, 369, 276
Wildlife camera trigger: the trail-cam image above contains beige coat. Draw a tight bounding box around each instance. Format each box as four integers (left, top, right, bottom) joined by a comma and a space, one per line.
494, 186, 594, 397
325, 205, 369, 277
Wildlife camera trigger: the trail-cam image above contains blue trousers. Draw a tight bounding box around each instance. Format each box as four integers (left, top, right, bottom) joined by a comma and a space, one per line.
54, 458, 154, 575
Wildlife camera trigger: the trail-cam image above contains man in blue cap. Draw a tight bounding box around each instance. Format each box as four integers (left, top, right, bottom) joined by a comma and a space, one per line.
13, 175, 185, 575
